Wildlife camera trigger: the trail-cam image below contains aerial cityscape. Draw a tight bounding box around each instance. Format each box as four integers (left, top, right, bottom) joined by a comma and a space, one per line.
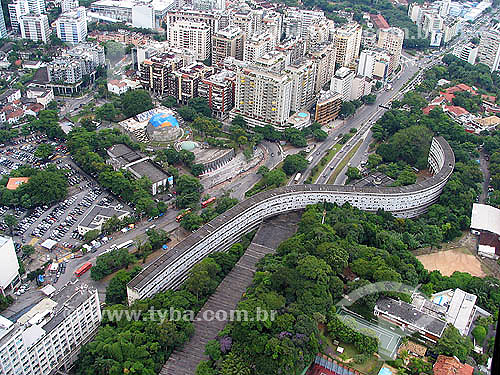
0, 0, 499, 374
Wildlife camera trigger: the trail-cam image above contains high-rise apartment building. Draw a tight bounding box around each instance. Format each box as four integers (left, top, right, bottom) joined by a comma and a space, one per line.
139, 52, 184, 95
377, 27, 404, 72
357, 48, 391, 80
330, 67, 355, 101
8, 0, 29, 33
0, 288, 101, 375
212, 26, 244, 65
262, 10, 282, 45
283, 8, 325, 39
0, 4, 6, 38
314, 90, 342, 126
169, 21, 211, 61
170, 63, 214, 104
478, 24, 500, 72
284, 59, 316, 112
166, 9, 222, 37
20, 13, 50, 42
276, 37, 306, 66
453, 42, 478, 65
55, 6, 87, 44
243, 31, 274, 63
198, 70, 235, 119
307, 42, 336, 93
233, 65, 292, 128
232, 9, 254, 37
61, 0, 78, 13
0, 236, 20, 296
305, 19, 333, 52
334, 23, 362, 68
27, 0, 45, 15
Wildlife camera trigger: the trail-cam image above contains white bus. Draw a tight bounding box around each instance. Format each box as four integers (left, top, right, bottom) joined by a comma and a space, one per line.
116, 240, 133, 250
294, 173, 301, 183
307, 156, 313, 162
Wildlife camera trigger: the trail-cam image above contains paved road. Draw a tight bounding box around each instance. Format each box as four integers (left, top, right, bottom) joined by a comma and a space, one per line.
215, 141, 283, 201
294, 56, 421, 185
335, 131, 373, 185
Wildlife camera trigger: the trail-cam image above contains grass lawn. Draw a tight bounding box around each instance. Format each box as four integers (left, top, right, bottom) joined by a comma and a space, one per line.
327, 140, 362, 184
323, 335, 383, 375
309, 144, 342, 182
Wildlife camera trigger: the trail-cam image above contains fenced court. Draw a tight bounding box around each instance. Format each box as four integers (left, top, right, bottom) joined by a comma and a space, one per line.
338, 309, 402, 359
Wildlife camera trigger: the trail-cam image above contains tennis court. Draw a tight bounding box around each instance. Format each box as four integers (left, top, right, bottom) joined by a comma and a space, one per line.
338, 309, 401, 359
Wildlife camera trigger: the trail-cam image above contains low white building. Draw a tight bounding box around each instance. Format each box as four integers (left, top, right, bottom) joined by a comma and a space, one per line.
26, 87, 54, 108
470, 203, 500, 259
0, 236, 20, 296
107, 79, 129, 95
78, 205, 130, 235
0, 287, 101, 375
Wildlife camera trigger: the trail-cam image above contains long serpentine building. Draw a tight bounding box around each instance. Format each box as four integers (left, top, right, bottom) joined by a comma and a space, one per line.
127, 136, 454, 303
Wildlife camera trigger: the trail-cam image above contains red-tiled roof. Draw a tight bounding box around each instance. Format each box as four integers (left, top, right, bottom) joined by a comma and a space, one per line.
108, 79, 127, 88
422, 105, 437, 115
6, 108, 24, 119
444, 105, 469, 117
482, 94, 496, 103
439, 92, 455, 103
444, 84, 476, 95
370, 14, 390, 29
6, 177, 30, 190
433, 355, 473, 375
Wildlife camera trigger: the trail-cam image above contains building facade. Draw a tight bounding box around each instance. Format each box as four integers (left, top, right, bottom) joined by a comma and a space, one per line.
8, 0, 29, 33
0, 236, 20, 297
478, 24, 500, 72
315, 90, 342, 126
0, 289, 101, 375
198, 70, 235, 120
212, 26, 244, 65
139, 53, 184, 95
20, 14, 50, 43
233, 65, 292, 128
55, 7, 88, 45
169, 21, 211, 61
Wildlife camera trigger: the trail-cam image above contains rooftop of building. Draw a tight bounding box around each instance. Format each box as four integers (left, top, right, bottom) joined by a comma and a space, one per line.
129, 159, 169, 183
433, 355, 473, 375
79, 204, 129, 229
92, 0, 175, 11
6, 177, 30, 190
215, 25, 242, 38
376, 297, 447, 337
471, 203, 500, 235
370, 13, 390, 29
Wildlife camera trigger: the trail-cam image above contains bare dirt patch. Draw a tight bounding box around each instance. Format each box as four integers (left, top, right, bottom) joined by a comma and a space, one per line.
417, 249, 486, 277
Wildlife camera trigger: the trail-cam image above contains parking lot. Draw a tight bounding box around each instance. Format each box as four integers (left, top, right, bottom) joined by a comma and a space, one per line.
0, 140, 132, 266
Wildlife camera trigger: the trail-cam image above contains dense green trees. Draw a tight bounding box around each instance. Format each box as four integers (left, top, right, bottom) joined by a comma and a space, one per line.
105, 266, 142, 304
120, 89, 153, 118
435, 326, 473, 362
0, 165, 68, 208
34, 143, 54, 160
282, 154, 308, 175
376, 125, 433, 170
175, 174, 203, 209
90, 249, 136, 280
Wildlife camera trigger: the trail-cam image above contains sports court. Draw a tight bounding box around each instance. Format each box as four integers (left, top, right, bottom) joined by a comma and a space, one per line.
337, 309, 401, 359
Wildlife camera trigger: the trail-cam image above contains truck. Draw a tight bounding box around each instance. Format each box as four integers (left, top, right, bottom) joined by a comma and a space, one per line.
294, 173, 301, 183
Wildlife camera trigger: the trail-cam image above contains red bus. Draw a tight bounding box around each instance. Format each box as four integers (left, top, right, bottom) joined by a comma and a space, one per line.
75, 262, 92, 277
176, 208, 192, 222
201, 197, 216, 208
